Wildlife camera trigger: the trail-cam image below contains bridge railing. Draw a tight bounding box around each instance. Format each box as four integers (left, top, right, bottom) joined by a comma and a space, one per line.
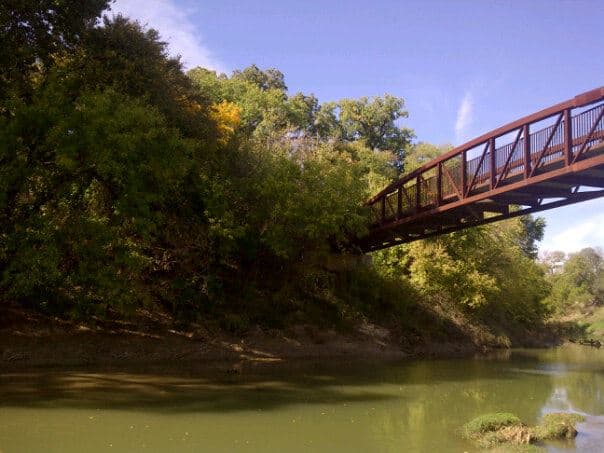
368, 87, 604, 226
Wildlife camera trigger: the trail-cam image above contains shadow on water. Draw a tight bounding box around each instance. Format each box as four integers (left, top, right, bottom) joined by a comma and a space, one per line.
0, 354, 531, 414
0, 346, 602, 417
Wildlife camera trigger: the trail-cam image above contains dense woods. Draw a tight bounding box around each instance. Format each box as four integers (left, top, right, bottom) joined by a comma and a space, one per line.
1, 2, 597, 343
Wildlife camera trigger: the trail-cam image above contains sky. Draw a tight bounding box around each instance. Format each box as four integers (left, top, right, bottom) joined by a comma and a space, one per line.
111, 0, 604, 255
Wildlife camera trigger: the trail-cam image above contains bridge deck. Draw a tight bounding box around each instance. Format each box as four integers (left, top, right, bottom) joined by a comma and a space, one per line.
360, 87, 604, 252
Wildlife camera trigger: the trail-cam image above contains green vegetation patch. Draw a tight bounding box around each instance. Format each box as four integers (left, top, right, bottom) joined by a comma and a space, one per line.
533, 412, 584, 441
462, 412, 584, 450
463, 412, 522, 437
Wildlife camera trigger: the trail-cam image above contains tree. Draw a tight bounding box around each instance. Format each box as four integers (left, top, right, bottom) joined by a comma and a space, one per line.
543, 247, 604, 314
1, 2, 557, 336
313, 102, 340, 140
0, 0, 110, 103
0, 88, 196, 312
58, 16, 215, 140
338, 95, 414, 172
404, 142, 452, 172
372, 216, 550, 323
0, 14, 229, 316
517, 215, 546, 259
231, 64, 287, 92
189, 65, 289, 138
286, 92, 319, 134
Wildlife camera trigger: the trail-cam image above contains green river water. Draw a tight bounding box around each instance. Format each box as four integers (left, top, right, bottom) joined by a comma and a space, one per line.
1, 345, 604, 452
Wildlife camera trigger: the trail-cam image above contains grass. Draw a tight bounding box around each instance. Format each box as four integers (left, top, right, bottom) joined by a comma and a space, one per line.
463, 413, 522, 437
462, 412, 584, 450
587, 319, 604, 336
533, 412, 584, 441
577, 306, 604, 340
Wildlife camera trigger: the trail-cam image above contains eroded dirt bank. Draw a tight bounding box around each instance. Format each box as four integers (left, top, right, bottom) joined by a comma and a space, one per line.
0, 303, 558, 372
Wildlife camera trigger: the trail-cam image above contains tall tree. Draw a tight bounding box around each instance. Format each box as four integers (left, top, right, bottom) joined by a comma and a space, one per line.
0, 0, 110, 102
517, 215, 546, 259
59, 16, 214, 140
404, 142, 452, 172
338, 95, 413, 172
231, 64, 287, 92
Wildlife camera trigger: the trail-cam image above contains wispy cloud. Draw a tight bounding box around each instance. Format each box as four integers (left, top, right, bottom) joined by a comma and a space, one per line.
454, 91, 473, 144
111, 0, 225, 72
542, 212, 604, 254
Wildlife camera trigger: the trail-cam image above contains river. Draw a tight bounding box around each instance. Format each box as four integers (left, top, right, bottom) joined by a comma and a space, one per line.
1, 345, 603, 452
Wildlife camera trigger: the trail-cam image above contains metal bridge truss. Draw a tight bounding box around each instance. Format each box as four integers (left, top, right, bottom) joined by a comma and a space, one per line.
361, 87, 604, 252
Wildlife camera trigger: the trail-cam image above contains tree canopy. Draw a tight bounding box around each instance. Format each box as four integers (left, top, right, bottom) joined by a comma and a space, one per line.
542, 247, 604, 314
0, 3, 569, 341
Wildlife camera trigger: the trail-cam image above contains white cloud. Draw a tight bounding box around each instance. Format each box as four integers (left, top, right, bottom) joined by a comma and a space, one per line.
110, 0, 225, 72
542, 212, 604, 254
454, 92, 473, 144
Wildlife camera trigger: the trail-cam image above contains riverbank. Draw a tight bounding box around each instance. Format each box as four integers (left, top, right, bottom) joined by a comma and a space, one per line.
0, 302, 560, 371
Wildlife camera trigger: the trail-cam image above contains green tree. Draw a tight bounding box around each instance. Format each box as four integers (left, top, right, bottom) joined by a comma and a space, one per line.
313, 101, 340, 140
404, 142, 452, 172
1, 88, 196, 313
57, 16, 215, 140
517, 215, 546, 259
373, 217, 549, 324
231, 64, 287, 92
338, 95, 414, 172
0, 0, 110, 104
286, 92, 319, 134
0, 15, 227, 317
543, 247, 604, 314
189, 66, 289, 138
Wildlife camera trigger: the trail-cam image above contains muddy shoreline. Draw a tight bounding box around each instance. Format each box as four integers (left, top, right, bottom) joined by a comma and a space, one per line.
0, 305, 555, 372
1, 324, 486, 372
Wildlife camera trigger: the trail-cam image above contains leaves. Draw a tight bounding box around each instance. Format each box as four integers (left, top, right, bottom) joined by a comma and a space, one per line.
543, 247, 604, 314
373, 217, 550, 322
210, 101, 241, 145
0, 5, 561, 332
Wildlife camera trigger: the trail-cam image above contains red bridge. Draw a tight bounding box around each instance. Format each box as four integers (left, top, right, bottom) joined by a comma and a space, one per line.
360, 87, 604, 252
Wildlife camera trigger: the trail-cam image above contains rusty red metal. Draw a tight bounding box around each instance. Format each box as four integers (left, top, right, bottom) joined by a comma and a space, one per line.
360, 87, 604, 252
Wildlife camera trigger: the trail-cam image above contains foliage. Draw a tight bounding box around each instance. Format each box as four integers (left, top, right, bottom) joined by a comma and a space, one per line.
339, 95, 414, 172
188, 67, 413, 168
188, 66, 305, 139
463, 413, 522, 438
518, 216, 546, 259
0, 12, 216, 315
234, 142, 371, 260
373, 217, 550, 324
1, 87, 195, 312
59, 15, 215, 140
542, 247, 604, 314
210, 101, 241, 145
463, 412, 583, 450
0, 0, 110, 104
404, 142, 452, 172
231, 64, 287, 92
533, 412, 584, 441
0, 2, 561, 339
0, 10, 400, 321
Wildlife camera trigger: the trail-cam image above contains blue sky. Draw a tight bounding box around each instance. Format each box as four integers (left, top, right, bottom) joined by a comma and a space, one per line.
112, 0, 604, 254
